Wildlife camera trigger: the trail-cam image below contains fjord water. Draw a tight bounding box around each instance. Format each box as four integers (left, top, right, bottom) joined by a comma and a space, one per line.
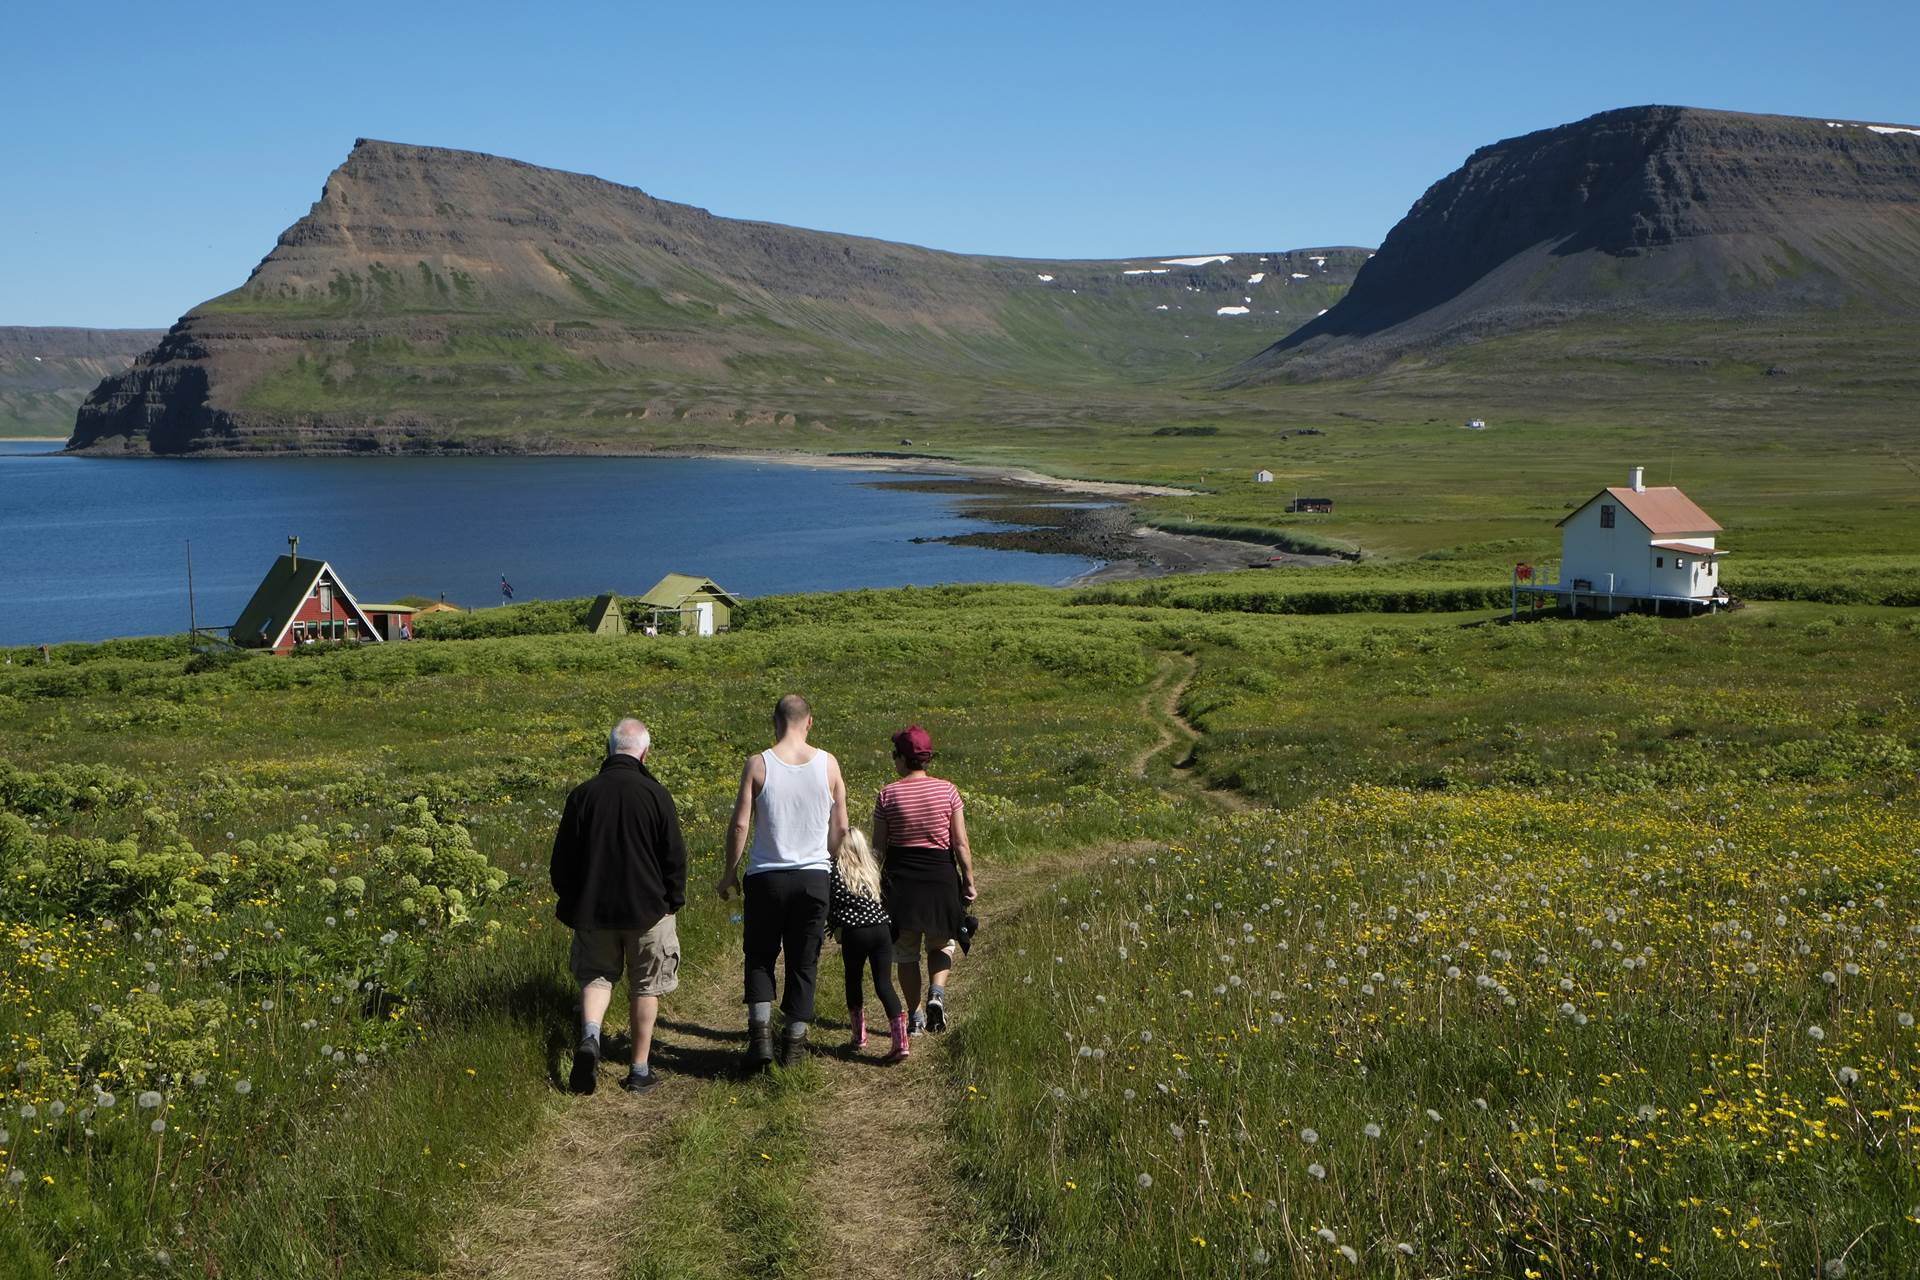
0, 443, 1096, 646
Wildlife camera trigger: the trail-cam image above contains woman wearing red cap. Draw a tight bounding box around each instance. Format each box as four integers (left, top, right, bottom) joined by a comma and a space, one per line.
874, 724, 976, 1034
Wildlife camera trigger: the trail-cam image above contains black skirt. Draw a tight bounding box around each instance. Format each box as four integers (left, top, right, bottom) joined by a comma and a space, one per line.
882, 845, 964, 942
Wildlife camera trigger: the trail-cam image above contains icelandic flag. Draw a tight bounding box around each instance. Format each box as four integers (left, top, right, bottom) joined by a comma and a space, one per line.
500, 575, 515, 600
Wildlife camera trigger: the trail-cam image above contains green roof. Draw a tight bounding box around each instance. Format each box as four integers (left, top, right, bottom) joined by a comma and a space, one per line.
585, 592, 626, 633
232, 555, 378, 648
638, 573, 741, 609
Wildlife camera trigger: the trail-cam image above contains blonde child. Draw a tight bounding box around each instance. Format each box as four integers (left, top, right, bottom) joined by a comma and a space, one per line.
830, 829, 908, 1059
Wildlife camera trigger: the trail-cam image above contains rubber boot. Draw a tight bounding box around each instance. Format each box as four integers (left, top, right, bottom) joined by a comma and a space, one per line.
885, 1012, 910, 1061
850, 1008, 867, 1050
747, 1020, 774, 1070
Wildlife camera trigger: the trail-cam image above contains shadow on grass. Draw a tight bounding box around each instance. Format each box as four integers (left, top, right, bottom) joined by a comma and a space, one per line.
642, 1017, 754, 1083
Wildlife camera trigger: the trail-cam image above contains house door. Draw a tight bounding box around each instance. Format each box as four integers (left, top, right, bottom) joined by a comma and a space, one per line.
695, 602, 714, 636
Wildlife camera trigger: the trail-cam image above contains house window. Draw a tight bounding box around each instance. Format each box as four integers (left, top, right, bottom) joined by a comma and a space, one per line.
319, 584, 333, 613
1600, 504, 1616, 528
1676, 558, 1687, 569
1655, 556, 1664, 567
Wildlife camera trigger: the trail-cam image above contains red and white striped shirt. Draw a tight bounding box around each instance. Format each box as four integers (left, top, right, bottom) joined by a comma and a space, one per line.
874, 776, 963, 850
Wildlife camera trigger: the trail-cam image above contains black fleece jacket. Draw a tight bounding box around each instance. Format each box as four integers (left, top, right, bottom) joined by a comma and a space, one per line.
550, 755, 688, 931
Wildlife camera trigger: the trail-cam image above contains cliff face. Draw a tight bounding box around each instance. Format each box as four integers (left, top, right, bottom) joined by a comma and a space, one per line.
1235, 106, 1920, 382
0, 328, 164, 435
69, 140, 1366, 454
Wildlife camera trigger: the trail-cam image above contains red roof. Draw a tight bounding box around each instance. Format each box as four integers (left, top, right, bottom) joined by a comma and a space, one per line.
1651, 540, 1726, 556
1557, 485, 1721, 535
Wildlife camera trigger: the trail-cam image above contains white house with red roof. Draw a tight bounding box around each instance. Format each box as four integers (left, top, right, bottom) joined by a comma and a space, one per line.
1546, 467, 1729, 614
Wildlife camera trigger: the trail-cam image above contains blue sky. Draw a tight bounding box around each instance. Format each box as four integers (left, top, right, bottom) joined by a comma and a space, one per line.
4, 0, 1916, 327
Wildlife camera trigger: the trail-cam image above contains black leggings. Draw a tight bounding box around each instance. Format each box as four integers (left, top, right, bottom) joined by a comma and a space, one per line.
840, 923, 903, 1019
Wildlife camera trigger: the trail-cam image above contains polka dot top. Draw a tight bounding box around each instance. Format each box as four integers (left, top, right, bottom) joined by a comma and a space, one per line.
830, 869, 891, 930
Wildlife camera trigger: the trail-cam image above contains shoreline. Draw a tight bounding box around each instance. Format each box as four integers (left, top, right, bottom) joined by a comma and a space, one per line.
702, 448, 1196, 499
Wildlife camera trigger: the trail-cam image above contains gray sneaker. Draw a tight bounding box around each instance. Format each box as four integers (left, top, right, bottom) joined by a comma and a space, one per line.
926, 992, 947, 1032
908, 1008, 926, 1034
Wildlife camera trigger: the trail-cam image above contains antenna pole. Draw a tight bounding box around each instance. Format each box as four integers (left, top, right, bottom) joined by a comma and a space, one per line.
186, 539, 199, 644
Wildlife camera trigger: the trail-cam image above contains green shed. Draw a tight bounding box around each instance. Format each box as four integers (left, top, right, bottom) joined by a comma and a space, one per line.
638, 574, 740, 636
584, 593, 627, 636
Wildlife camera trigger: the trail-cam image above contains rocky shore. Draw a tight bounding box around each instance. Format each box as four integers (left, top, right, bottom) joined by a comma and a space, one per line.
878, 477, 1342, 584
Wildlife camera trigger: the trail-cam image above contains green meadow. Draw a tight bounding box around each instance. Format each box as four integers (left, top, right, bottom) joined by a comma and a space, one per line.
3, 573, 1918, 1277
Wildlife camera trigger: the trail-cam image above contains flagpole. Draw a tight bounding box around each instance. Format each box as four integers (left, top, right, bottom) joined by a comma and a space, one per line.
186, 540, 199, 645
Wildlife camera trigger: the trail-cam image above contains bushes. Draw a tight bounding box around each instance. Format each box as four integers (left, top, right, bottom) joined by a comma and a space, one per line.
1074, 577, 1509, 615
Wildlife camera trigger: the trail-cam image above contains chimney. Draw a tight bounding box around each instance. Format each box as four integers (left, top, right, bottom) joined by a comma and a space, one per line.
288, 534, 300, 569
1630, 466, 1645, 493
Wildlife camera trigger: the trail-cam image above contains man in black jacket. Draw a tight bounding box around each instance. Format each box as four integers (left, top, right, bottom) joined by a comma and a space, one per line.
551, 717, 687, 1095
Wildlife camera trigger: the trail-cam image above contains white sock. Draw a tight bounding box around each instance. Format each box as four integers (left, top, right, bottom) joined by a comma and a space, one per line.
749, 1001, 772, 1026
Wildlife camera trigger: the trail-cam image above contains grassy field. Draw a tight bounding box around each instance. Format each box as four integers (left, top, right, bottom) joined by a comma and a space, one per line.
3, 580, 1917, 1277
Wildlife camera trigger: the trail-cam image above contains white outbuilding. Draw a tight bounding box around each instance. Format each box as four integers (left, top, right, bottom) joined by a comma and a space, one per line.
1536, 466, 1730, 615
1253, 469, 1274, 483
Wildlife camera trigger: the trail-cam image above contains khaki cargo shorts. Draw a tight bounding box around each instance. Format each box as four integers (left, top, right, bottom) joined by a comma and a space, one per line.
570, 914, 681, 996
892, 928, 956, 963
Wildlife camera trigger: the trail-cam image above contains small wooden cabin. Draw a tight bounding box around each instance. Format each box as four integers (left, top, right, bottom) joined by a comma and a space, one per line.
1253, 469, 1275, 483
638, 574, 740, 636
585, 593, 628, 636
232, 550, 383, 653
359, 603, 416, 641
1288, 496, 1334, 514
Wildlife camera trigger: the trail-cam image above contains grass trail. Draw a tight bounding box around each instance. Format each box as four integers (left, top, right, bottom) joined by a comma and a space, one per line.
437, 943, 748, 1279
431, 647, 1229, 1278
1137, 652, 1249, 813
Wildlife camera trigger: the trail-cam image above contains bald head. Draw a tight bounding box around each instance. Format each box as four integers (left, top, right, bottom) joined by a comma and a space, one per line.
609, 717, 651, 761
773, 694, 812, 738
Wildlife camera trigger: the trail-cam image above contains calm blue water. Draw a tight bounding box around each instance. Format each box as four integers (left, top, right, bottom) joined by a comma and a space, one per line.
0, 443, 1097, 645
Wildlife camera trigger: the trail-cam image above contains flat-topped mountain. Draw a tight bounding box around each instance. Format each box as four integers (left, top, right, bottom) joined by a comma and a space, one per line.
1, 327, 164, 435
1236, 106, 1920, 381
70, 139, 1366, 454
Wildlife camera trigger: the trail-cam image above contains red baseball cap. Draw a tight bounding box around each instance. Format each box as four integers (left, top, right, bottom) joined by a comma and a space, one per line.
892, 725, 934, 763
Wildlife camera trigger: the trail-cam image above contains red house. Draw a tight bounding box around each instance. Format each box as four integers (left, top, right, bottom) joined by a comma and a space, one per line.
232, 545, 384, 653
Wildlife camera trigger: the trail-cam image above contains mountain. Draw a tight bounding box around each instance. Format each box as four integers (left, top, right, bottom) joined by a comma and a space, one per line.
69, 139, 1367, 454
1, 328, 165, 435
1235, 106, 1920, 382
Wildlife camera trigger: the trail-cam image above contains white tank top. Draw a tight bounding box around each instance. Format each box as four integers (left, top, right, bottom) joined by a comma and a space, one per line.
748, 748, 833, 874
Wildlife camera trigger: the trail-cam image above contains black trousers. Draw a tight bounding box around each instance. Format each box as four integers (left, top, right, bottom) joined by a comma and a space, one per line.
742, 869, 830, 1022
840, 923, 903, 1018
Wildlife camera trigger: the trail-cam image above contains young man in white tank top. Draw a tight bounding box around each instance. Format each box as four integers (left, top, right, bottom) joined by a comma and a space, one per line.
718, 693, 848, 1066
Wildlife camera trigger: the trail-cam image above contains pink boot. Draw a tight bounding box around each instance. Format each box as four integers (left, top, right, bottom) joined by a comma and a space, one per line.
850, 1008, 867, 1050
885, 1011, 910, 1061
